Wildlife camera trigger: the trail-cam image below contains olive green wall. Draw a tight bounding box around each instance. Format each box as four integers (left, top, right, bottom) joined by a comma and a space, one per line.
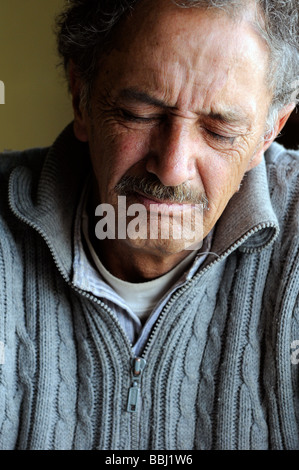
0, 1, 297, 153
0, 0, 73, 151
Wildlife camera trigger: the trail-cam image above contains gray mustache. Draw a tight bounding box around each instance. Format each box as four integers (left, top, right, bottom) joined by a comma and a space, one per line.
114, 175, 209, 210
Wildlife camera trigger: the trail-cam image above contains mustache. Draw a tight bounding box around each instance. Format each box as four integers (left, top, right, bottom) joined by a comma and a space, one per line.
114, 175, 209, 210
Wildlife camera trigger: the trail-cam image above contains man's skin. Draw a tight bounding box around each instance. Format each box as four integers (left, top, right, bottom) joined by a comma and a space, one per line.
70, 0, 294, 282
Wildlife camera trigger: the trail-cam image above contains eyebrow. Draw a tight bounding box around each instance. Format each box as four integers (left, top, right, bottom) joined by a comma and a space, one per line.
118, 87, 251, 127
118, 88, 169, 109
203, 110, 251, 128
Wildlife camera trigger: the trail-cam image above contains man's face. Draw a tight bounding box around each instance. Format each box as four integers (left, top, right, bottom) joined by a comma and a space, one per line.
74, 1, 272, 257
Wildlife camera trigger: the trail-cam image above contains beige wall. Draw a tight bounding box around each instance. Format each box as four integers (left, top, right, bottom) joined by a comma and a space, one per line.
0, 0, 73, 151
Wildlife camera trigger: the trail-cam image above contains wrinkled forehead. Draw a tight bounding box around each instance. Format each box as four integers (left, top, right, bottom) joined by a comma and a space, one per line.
96, 1, 271, 119
108, 0, 270, 78
111, 0, 267, 50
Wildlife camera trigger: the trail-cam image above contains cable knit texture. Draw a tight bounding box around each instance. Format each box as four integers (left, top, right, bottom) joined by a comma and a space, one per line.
0, 124, 298, 450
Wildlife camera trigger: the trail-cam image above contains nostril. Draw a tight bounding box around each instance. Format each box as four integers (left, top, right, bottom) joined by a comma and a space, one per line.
145, 151, 160, 176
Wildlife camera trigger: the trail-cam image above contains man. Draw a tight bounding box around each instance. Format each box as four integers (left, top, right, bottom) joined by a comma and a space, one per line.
0, 0, 298, 450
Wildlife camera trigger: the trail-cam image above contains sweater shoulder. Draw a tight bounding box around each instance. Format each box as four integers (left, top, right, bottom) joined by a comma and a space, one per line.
265, 142, 299, 183
264, 143, 299, 330
0, 147, 49, 237
265, 142, 299, 237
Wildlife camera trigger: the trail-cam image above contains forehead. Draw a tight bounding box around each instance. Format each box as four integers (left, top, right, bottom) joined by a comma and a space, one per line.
96, 1, 271, 120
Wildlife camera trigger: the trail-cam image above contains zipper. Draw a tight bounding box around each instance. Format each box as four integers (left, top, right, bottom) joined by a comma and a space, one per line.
127, 357, 146, 449
8, 176, 278, 446
127, 357, 146, 413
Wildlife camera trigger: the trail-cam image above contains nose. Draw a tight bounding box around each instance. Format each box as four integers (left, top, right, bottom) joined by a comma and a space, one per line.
145, 120, 198, 187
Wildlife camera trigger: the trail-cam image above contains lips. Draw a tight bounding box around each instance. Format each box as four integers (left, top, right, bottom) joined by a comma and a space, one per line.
135, 189, 182, 204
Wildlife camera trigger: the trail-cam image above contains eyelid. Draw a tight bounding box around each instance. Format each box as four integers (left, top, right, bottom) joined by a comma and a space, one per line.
205, 128, 237, 144
120, 108, 163, 122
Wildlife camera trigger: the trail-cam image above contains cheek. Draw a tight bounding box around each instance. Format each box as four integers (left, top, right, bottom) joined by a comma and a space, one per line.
108, 131, 152, 177
201, 153, 247, 210
91, 130, 151, 190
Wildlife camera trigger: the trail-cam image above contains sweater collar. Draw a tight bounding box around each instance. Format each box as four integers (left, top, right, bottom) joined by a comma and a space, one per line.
209, 154, 279, 259
8, 123, 279, 280
8, 123, 91, 279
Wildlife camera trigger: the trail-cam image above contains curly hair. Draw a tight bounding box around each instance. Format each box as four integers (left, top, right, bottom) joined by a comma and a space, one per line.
55, 0, 299, 130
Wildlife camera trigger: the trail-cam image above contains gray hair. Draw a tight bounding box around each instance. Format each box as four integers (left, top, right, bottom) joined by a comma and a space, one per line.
56, 0, 299, 133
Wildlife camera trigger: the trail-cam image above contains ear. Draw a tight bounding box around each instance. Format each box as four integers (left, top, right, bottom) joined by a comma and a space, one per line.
69, 60, 89, 142
247, 103, 295, 171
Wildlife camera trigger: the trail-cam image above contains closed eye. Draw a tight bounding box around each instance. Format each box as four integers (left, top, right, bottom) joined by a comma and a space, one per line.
119, 109, 159, 123
205, 129, 236, 145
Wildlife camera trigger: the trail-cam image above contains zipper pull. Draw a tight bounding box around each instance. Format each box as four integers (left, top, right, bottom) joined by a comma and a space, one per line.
127, 357, 146, 413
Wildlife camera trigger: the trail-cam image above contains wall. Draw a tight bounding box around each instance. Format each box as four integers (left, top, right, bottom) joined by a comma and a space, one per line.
0, 0, 73, 151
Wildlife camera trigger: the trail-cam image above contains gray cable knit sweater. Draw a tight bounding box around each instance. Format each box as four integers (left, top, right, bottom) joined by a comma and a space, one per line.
0, 124, 298, 450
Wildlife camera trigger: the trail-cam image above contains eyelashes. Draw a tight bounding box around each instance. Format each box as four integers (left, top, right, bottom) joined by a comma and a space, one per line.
119, 109, 160, 123
204, 129, 236, 145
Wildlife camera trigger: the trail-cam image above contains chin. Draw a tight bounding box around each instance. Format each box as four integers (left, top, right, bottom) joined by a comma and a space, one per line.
123, 236, 203, 257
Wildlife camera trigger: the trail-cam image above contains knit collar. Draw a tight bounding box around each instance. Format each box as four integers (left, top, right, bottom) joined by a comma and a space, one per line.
8, 123, 280, 281
8, 123, 90, 279
209, 150, 280, 258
